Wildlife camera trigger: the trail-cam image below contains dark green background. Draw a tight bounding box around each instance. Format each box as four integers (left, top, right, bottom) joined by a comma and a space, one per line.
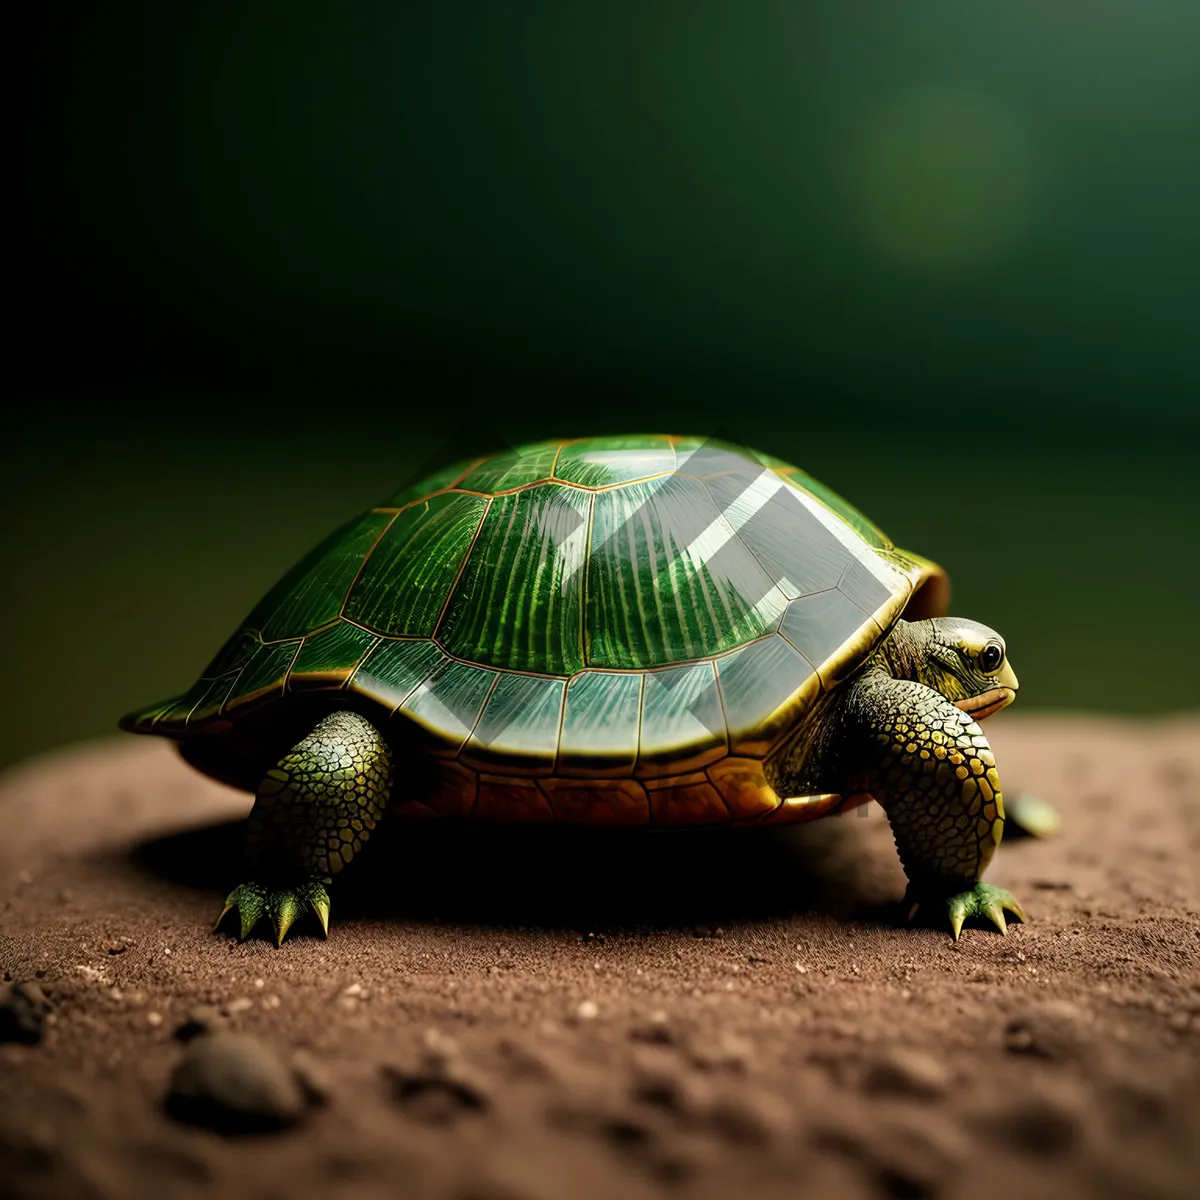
7, 4, 1198, 773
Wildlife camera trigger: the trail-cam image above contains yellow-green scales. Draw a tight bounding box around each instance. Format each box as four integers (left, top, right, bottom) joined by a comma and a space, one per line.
122, 436, 1027, 942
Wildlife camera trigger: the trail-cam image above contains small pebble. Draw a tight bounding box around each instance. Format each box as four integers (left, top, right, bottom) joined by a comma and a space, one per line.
997, 1096, 1081, 1158
631, 1014, 676, 1046
291, 1050, 332, 1106
495, 1040, 549, 1084
705, 1089, 790, 1146
687, 1030, 753, 1074
576, 1000, 599, 1021
631, 1054, 705, 1119
820, 1114, 967, 1197
166, 1033, 310, 1133
174, 1005, 222, 1042
1004, 1001, 1088, 1060
0, 982, 52, 1046
862, 1046, 950, 1099
384, 1052, 489, 1124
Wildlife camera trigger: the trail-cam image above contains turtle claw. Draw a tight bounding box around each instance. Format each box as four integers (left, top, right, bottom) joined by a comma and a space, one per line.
308, 886, 331, 938
947, 882, 1025, 940
273, 891, 302, 947
217, 882, 270, 940
216, 881, 331, 945
907, 882, 1026, 940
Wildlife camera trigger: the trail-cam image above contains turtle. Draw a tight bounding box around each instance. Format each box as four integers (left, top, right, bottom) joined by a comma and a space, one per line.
120, 434, 1026, 944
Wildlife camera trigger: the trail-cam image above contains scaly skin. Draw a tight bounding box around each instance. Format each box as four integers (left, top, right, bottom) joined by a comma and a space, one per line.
852, 671, 1025, 938
781, 618, 1027, 939
215, 710, 393, 944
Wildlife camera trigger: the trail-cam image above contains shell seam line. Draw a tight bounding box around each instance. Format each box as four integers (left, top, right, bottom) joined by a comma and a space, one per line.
338, 634, 382, 693
369, 465, 868, 515
633, 672, 647, 772
710, 657, 734, 758
283, 627, 380, 694
549, 669, 572, 777
277, 638, 309, 697
337, 510, 402, 620
579, 491, 596, 668
452, 458, 489, 488
382, 643, 448, 718
430, 495, 492, 642
183, 676, 230, 729
222, 639, 305, 717
229, 621, 782, 681
548, 434, 589, 483
454, 670, 503, 762
774, 628, 822, 676
372, 469, 684, 513
698, 474, 791, 628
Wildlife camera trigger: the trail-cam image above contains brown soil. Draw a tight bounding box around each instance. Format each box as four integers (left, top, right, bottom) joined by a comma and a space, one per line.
1, 714, 1198, 1200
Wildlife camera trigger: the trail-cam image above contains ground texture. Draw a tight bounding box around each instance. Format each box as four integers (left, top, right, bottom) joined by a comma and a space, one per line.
1, 714, 1198, 1200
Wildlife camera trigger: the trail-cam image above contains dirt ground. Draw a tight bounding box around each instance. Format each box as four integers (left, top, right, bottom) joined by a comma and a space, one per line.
1, 713, 1198, 1200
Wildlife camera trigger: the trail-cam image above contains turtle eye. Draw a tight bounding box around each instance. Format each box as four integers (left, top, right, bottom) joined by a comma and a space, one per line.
979, 643, 1004, 674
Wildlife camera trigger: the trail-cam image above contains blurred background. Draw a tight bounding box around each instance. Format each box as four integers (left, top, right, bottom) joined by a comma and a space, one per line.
6, 2, 1198, 774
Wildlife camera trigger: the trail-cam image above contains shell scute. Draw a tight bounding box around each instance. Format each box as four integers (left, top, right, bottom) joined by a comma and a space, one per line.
557, 671, 642, 777
345, 493, 488, 636
399, 658, 497, 755
555, 434, 676, 487
779, 590, 877, 682
462, 673, 566, 775
716, 635, 820, 758
438, 484, 591, 675
475, 776, 555, 822
648, 779, 729, 825
224, 639, 302, 717
253, 511, 393, 642
349, 638, 443, 712
585, 473, 786, 670
540, 777, 650, 825
457, 441, 561, 493
288, 621, 377, 692
636, 660, 727, 777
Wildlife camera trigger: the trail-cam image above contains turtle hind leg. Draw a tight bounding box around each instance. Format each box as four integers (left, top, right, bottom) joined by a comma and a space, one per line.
215, 710, 393, 945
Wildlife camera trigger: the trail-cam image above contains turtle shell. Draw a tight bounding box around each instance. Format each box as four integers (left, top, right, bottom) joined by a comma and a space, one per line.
121, 435, 949, 825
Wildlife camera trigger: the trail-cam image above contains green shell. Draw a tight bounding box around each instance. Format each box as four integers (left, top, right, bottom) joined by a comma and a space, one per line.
122, 435, 946, 804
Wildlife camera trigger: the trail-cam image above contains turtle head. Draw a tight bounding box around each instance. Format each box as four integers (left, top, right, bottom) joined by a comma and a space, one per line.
890, 617, 1019, 720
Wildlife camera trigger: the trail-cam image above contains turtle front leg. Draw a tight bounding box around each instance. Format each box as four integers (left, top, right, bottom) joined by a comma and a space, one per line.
216, 710, 393, 945
814, 670, 1025, 939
